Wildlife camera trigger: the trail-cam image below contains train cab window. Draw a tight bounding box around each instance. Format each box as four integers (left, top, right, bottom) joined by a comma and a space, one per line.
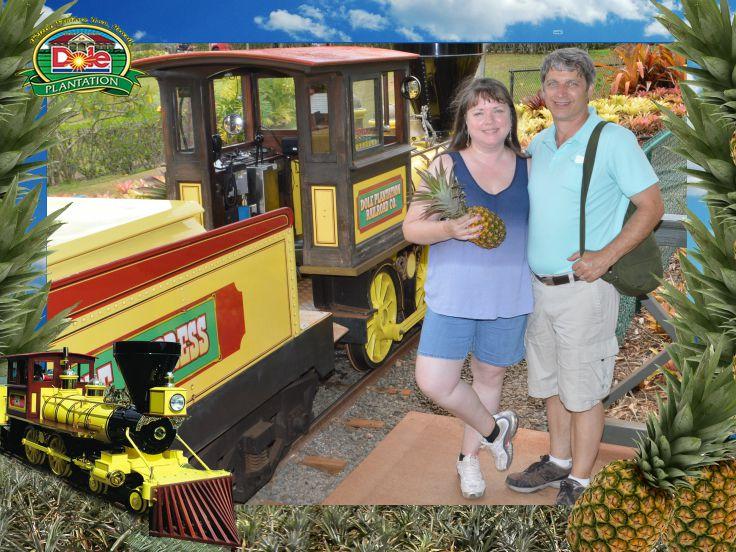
175, 86, 195, 153
352, 78, 380, 151
257, 77, 296, 130
382, 72, 398, 145
0, 358, 6, 384
8, 359, 27, 385
68, 362, 90, 379
309, 83, 330, 154
213, 75, 245, 146
33, 361, 53, 381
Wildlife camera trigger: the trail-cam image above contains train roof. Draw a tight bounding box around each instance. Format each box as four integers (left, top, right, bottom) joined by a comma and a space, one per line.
0, 350, 97, 362
133, 45, 420, 74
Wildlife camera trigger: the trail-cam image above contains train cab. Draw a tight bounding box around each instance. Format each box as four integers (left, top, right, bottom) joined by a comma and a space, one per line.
1, 350, 96, 423
134, 46, 430, 370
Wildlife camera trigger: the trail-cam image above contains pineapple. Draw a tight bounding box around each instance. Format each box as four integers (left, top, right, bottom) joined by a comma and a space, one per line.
730, 131, 736, 166
412, 164, 506, 249
566, 343, 736, 552
665, 460, 736, 551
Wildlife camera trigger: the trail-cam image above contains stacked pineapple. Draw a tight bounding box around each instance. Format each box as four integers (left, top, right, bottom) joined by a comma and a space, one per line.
566, 344, 736, 550
567, 0, 736, 550
412, 164, 506, 249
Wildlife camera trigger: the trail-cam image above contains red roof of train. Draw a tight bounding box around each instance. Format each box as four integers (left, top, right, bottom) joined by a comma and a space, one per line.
133, 45, 418, 72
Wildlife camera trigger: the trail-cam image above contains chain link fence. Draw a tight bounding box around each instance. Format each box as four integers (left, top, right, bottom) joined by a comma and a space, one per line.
509, 53, 622, 104
615, 130, 686, 342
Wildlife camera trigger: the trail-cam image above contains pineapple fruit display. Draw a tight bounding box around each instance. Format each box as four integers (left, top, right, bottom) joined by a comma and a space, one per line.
566, 345, 736, 551
665, 460, 736, 551
412, 164, 506, 249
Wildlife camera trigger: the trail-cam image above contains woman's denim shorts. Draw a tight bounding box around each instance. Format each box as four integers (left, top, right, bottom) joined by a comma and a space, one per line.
417, 307, 527, 367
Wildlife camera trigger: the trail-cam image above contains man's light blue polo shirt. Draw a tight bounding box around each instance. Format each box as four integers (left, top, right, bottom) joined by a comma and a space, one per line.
527, 107, 658, 276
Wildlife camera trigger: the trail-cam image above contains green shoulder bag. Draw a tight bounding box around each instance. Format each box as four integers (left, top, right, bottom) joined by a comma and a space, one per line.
580, 121, 662, 297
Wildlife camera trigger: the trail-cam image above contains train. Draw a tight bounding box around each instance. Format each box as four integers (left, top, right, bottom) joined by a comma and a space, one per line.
0, 341, 240, 547
41, 45, 482, 504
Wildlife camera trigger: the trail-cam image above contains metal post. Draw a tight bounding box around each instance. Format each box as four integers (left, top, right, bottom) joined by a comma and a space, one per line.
509, 70, 515, 103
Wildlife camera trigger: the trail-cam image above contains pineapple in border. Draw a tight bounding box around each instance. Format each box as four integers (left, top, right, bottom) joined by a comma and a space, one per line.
665, 460, 736, 551
0, 0, 74, 355
412, 163, 507, 249
566, 344, 736, 552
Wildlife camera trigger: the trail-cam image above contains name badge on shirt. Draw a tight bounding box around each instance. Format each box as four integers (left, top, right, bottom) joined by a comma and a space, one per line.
574, 155, 585, 164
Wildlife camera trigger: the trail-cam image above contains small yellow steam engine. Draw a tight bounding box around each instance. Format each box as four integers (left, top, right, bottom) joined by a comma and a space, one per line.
0, 341, 239, 548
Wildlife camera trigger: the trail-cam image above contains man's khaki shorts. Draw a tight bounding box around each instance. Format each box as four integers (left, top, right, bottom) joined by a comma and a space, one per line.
525, 276, 620, 412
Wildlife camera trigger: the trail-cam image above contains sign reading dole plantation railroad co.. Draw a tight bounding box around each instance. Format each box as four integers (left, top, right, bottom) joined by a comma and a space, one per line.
21, 21, 144, 97
354, 171, 406, 241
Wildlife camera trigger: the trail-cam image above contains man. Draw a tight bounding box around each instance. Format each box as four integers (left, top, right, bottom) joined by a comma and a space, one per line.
505, 48, 664, 505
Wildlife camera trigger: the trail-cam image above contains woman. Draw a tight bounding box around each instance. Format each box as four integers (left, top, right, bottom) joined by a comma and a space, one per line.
402, 77, 532, 499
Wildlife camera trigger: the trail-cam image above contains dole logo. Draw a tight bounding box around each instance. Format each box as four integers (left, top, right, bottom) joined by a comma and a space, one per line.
51, 45, 112, 73
22, 24, 144, 97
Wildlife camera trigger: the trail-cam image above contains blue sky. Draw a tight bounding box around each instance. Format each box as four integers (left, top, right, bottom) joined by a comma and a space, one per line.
43, 0, 678, 43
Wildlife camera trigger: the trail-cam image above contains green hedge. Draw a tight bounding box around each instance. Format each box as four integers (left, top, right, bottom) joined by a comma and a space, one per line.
48, 119, 164, 186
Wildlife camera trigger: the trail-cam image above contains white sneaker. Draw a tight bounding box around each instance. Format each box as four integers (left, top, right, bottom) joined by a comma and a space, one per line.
480, 410, 519, 471
456, 455, 486, 499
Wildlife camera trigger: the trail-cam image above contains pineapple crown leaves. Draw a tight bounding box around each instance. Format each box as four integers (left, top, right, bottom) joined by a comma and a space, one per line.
0, 179, 70, 355
411, 163, 467, 220
0, 0, 75, 76
653, 0, 736, 128
636, 340, 736, 490
0, 283, 73, 355
657, 86, 733, 189
0, 0, 76, 195
651, 0, 735, 91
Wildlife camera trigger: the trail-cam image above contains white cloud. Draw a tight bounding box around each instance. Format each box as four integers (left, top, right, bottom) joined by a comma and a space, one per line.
383, 0, 659, 40
644, 20, 670, 37
133, 30, 146, 40
348, 9, 388, 30
37, 4, 69, 25
299, 5, 325, 21
255, 9, 351, 41
397, 26, 424, 41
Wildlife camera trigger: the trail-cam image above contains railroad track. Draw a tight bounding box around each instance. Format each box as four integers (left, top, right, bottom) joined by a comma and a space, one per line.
294, 330, 421, 451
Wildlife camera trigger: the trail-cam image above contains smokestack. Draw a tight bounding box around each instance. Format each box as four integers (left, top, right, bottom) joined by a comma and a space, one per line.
113, 341, 181, 413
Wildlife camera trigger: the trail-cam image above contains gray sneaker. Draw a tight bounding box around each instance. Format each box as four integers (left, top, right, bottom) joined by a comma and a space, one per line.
479, 410, 518, 471
555, 478, 585, 506
505, 455, 571, 493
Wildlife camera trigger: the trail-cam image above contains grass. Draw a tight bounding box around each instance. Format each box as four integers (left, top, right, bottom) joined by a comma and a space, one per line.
483, 49, 620, 101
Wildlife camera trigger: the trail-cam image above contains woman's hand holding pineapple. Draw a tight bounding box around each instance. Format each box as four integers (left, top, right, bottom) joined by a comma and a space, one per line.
444, 214, 483, 242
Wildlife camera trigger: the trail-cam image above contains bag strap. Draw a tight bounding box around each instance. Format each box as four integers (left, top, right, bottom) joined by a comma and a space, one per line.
579, 121, 609, 255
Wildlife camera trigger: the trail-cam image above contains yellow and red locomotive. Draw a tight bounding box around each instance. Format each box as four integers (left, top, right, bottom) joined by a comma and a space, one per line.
0, 341, 239, 548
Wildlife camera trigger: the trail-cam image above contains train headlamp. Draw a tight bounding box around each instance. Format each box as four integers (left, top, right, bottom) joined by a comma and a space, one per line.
169, 393, 186, 412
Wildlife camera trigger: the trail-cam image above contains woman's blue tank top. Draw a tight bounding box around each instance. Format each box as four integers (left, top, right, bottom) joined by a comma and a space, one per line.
424, 151, 533, 319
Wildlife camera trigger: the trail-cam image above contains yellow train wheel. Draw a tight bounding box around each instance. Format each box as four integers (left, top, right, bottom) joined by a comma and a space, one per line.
414, 246, 429, 310
89, 477, 108, 495
47, 434, 72, 477
128, 488, 148, 514
24, 427, 46, 465
347, 267, 400, 371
